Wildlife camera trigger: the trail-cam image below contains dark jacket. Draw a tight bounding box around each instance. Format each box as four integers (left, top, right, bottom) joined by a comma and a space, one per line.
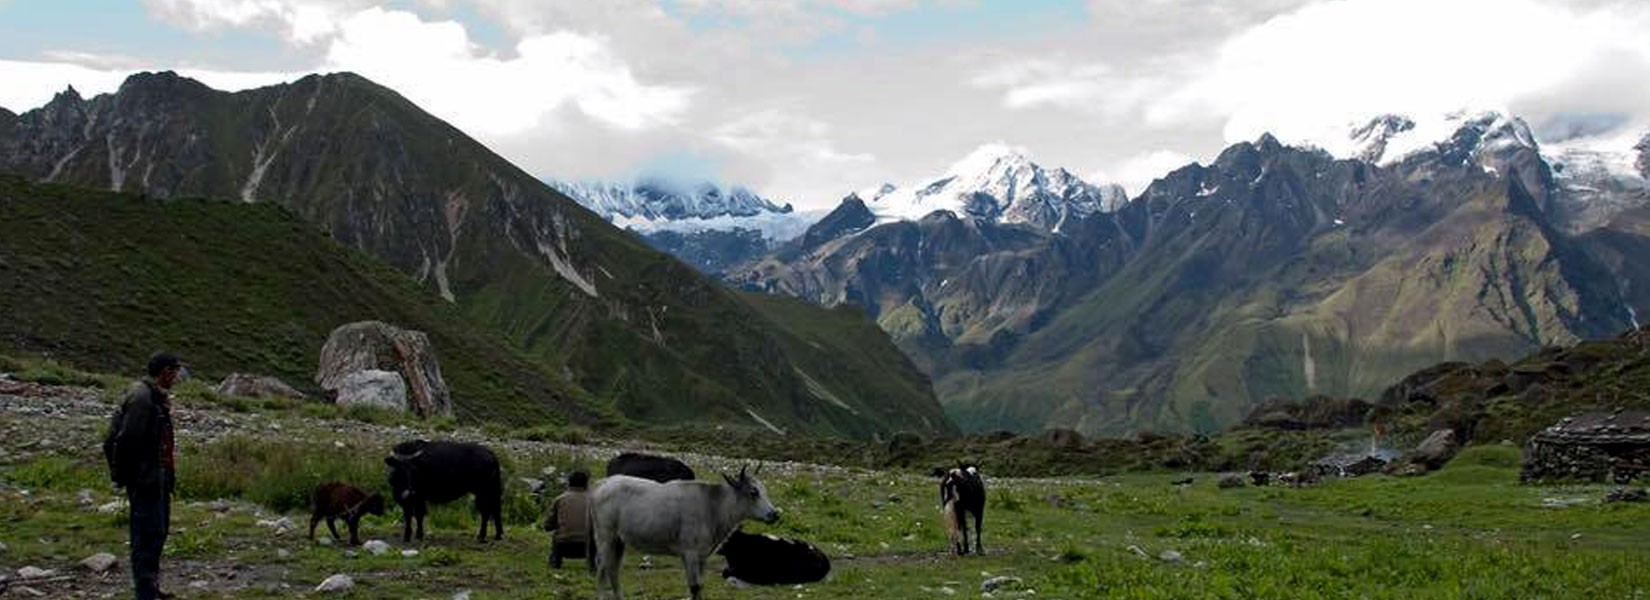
111, 380, 175, 491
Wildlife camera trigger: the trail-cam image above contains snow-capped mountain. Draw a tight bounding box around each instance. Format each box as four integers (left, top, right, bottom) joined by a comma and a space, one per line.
1306, 111, 1650, 230
552, 178, 793, 222
863, 144, 1128, 232
549, 177, 821, 242
548, 176, 821, 274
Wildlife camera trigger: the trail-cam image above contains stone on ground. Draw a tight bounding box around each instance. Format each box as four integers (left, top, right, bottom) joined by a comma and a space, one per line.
79, 552, 117, 573
215, 373, 307, 399
981, 576, 1024, 593
363, 539, 391, 556
315, 321, 452, 417
316, 574, 355, 593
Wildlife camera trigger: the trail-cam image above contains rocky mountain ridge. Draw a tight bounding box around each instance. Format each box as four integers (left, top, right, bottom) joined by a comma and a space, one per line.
742, 114, 1650, 436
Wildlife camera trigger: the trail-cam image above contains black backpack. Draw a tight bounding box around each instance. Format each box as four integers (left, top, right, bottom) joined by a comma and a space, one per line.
102, 382, 154, 485
102, 402, 127, 485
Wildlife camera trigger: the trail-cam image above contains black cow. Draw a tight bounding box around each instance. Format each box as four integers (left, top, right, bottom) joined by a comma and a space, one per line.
718, 530, 831, 586
385, 440, 504, 543
940, 463, 986, 556
605, 452, 696, 483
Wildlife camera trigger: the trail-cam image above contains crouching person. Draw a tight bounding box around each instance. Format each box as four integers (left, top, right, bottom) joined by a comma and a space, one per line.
542, 471, 590, 568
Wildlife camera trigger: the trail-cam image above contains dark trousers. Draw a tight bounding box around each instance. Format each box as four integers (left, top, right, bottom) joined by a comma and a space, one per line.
127, 481, 172, 600
549, 539, 588, 568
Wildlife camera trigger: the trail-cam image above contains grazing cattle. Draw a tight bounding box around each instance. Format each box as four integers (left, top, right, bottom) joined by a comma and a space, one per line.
606, 452, 697, 483
384, 440, 504, 543
718, 530, 830, 586
940, 464, 986, 556
1277, 470, 1320, 488
308, 482, 386, 546
1249, 471, 1272, 487
590, 465, 781, 600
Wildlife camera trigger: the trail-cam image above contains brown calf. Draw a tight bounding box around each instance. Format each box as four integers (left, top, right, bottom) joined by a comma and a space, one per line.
309, 481, 386, 546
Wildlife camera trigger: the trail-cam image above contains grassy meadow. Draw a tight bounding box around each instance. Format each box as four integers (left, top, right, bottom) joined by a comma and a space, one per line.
3, 377, 1649, 599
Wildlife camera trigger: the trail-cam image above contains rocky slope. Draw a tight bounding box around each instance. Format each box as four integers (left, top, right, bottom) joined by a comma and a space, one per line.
0, 72, 952, 439
745, 117, 1649, 436
0, 174, 595, 425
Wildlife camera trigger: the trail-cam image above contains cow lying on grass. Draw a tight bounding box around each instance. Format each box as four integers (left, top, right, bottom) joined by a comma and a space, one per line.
309, 482, 385, 546
718, 530, 830, 586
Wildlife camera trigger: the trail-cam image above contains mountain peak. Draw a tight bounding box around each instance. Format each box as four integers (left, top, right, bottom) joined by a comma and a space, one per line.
946, 143, 1034, 178
866, 144, 1123, 230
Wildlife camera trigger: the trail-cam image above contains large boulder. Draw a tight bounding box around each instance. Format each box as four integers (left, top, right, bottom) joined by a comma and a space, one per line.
1407, 429, 1461, 471
214, 374, 306, 399
335, 370, 408, 412
316, 321, 451, 417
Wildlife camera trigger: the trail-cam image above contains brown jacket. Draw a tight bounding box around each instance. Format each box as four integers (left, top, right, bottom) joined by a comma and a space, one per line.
543, 489, 589, 543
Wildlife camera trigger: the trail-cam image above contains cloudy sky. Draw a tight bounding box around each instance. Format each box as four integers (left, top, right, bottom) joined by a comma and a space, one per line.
3, 0, 1650, 208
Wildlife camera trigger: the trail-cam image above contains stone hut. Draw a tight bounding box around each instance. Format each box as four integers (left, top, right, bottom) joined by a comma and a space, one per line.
1521, 411, 1650, 484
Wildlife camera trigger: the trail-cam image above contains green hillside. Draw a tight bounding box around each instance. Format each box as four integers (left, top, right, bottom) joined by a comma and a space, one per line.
0, 174, 610, 426
0, 72, 953, 439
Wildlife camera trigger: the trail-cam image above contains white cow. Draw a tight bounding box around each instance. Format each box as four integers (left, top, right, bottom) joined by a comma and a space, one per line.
589, 465, 781, 600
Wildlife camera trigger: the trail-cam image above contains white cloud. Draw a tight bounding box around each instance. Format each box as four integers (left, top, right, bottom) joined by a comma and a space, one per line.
319, 7, 691, 135
709, 108, 880, 203
1151, 0, 1650, 145
1091, 149, 1194, 198
142, 0, 368, 43
0, 59, 292, 113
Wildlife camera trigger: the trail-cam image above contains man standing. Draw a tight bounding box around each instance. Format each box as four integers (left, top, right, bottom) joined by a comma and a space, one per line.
542, 470, 590, 568
107, 353, 183, 600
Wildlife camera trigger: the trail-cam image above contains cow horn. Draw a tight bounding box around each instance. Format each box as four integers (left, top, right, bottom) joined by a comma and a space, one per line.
391, 449, 425, 461
754, 463, 763, 476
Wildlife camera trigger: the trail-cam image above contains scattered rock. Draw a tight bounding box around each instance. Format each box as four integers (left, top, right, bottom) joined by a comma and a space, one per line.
0, 540, 8, 555
76, 489, 94, 506
401, 549, 420, 558
318, 535, 335, 546
316, 321, 452, 417
97, 500, 126, 514
80, 552, 118, 573
276, 549, 292, 559
981, 576, 1024, 593
1125, 545, 1149, 559
258, 517, 296, 535
363, 539, 391, 556
540, 465, 557, 477
1217, 473, 1246, 489
214, 373, 307, 399
1158, 550, 1185, 563
14, 586, 44, 598
189, 580, 210, 589
17, 566, 55, 579
1606, 487, 1648, 503
453, 591, 472, 600
316, 574, 355, 593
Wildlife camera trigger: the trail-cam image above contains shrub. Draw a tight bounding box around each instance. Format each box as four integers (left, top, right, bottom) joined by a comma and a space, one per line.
177, 435, 387, 513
